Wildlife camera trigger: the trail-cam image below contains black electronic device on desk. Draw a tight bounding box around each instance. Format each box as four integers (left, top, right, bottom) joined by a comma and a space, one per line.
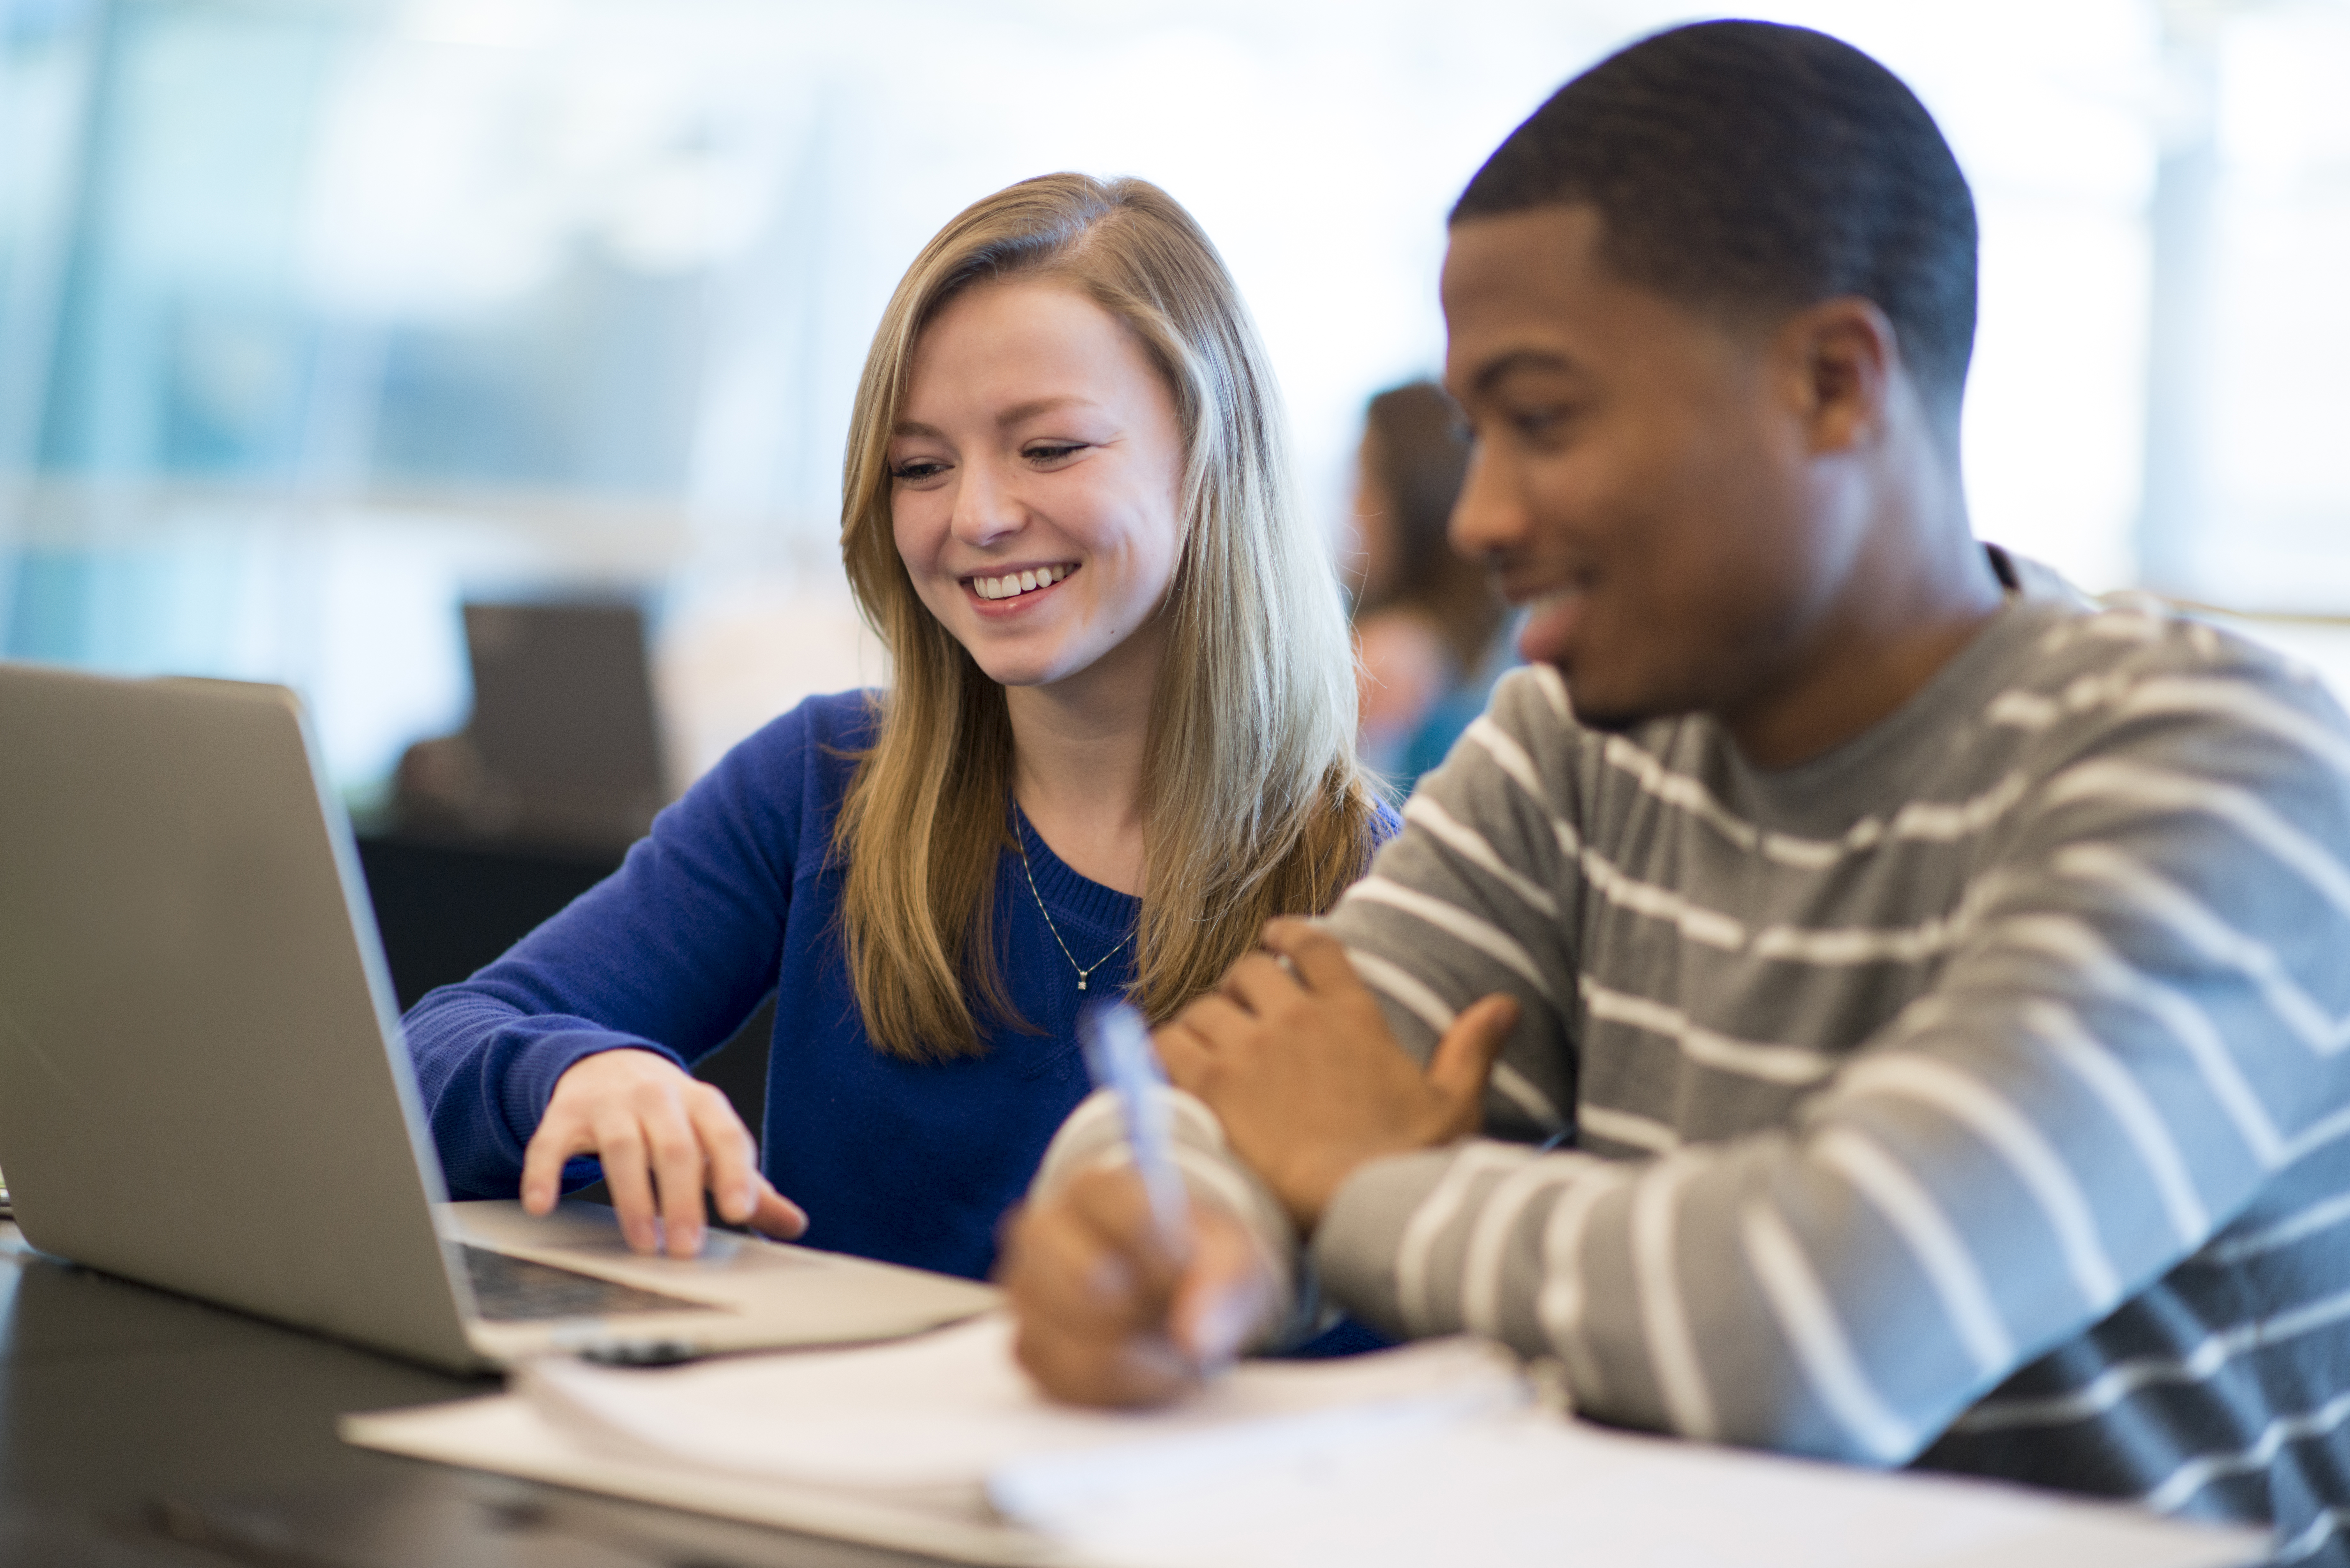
357, 597, 771, 1137
369, 598, 664, 1012
395, 599, 668, 854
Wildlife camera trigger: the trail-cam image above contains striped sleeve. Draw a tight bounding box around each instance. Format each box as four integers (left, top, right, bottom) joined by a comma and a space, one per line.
1029, 1084, 1315, 1341
1312, 645, 2350, 1466
1335, 667, 1587, 1143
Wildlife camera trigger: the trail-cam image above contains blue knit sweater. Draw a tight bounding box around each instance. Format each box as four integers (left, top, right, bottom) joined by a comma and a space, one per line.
401, 690, 1155, 1281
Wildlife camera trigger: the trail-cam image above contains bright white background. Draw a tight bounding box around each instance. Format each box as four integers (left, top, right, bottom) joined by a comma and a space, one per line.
2, 0, 2345, 790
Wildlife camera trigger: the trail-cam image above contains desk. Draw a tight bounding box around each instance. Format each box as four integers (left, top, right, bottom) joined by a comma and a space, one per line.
0, 1225, 937, 1566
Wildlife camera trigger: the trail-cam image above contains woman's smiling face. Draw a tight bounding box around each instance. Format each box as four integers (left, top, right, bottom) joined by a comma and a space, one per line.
889, 279, 1187, 695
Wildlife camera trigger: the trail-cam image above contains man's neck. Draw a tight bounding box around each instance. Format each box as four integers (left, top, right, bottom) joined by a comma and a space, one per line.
1723, 479, 2004, 772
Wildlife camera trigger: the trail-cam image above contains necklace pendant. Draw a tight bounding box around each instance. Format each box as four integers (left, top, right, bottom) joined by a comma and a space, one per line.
1012, 803, 1133, 1003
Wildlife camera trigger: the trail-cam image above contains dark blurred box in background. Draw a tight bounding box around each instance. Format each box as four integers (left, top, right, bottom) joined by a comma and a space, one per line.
361, 598, 769, 1163
395, 600, 666, 853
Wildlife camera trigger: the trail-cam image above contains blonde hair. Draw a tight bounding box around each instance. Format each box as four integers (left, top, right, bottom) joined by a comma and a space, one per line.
834, 172, 1381, 1062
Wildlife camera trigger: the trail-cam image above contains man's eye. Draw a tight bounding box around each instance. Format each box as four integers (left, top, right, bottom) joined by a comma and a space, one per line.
1509, 405, 1574, 441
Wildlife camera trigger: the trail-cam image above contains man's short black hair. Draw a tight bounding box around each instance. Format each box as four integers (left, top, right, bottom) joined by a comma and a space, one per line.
1454, 21, 1978, 430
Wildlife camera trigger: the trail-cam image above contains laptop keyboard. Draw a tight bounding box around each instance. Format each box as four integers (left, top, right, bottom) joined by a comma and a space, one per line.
460, 1243, 717, 1322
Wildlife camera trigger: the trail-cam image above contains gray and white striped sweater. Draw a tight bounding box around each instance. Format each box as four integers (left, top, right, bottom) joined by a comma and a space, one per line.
1039, 570, 2350, 1562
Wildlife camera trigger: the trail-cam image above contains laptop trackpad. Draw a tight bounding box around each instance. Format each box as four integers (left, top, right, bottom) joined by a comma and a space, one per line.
460, 1243, 718, 1322
549, 1230, 828, 1271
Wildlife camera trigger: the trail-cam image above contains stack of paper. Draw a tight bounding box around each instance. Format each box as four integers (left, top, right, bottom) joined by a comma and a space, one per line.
342, 1313, 2267, 1568
517, 1315, 1523, 1520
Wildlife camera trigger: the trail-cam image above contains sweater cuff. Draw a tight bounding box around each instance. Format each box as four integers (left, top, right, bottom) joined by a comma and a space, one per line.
1311, 1145, 1471, 1338
1033, 1087, 1309, 1346
495, 1029, 690, 1160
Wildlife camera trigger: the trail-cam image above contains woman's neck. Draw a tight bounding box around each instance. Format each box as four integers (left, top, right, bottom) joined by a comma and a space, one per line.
1004, 622, 1162, 897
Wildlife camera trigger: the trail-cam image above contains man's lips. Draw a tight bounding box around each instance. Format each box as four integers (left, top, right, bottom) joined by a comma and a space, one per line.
1516, 584, 1588, 666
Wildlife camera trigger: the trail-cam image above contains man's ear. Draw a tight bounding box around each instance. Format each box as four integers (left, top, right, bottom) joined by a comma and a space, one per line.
1782, 296, 1898, 457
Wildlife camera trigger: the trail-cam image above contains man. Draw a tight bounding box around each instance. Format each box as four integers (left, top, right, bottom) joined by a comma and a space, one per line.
1001, 19, 2350, 1561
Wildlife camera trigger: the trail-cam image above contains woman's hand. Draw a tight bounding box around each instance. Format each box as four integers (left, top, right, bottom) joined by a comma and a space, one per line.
520, 1048, 808, 1258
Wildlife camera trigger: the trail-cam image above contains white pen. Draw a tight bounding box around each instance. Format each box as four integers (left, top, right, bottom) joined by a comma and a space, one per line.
1078, 1000, 1190, 1247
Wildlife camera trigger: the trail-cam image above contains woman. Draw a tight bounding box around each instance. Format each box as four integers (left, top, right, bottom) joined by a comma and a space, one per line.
1346, 380, 1511, 793
403, 174, 1386, 1280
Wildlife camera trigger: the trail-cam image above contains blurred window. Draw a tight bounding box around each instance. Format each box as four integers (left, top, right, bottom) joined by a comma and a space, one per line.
1, 0, 2346, 792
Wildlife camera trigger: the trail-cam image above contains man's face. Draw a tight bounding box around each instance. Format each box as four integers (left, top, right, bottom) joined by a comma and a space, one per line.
1442, 205, 1844, 733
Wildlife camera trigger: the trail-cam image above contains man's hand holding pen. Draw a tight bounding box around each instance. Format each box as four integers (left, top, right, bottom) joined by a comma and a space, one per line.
1004, 919, 1520, 1407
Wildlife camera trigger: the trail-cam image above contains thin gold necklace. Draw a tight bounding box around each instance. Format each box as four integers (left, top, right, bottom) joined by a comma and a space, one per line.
1011, 802, 1135, 993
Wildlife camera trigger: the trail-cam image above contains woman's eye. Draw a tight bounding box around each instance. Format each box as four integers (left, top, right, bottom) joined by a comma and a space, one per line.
1024, 442, 1087, 465
891, 458, 948, 483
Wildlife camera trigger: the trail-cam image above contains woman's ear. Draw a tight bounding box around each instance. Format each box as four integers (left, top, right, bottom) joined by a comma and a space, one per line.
1782, 295, 1897, 457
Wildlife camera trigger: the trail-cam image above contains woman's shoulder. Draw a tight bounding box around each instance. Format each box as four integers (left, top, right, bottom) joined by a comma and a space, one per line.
715, 689, 883, 779
676, 689, 883, 838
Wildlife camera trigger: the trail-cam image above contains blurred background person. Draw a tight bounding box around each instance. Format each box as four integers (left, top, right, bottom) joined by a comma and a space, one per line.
11, 1, 2348, 827
1346, 380, 1510, 793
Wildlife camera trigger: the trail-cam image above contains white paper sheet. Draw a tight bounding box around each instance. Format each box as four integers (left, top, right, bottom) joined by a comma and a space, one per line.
343, 1316, 2271, 1568
517, 1313, 1525, 1512
1010, 1410, 2261, 1568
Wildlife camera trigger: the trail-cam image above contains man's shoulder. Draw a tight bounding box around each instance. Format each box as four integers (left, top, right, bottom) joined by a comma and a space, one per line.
1990, 545, 2307, 697
2005, 596, 2348, 738
1975, 597, 2350, 867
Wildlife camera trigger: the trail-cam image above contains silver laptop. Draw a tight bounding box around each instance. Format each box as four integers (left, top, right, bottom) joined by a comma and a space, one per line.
0, 663, 997, 1372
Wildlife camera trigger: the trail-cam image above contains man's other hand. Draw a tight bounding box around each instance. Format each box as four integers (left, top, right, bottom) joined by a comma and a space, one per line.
1159, 918, 1520, 1231
1002, 1167, 1277, 1407
521, 1048, 808, 1258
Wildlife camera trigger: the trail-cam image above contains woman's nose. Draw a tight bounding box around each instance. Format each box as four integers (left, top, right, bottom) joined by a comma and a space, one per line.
950, 459, 1025, 547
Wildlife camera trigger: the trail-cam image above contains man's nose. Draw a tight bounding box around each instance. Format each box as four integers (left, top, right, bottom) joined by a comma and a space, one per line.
1447, 438, 1528, 560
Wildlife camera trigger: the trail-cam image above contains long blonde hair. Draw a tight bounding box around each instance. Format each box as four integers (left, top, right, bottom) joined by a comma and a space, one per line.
834, 173, 1380, 1062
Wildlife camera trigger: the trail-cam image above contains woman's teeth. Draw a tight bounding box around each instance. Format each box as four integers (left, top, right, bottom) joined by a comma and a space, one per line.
972, 564, 1071, 600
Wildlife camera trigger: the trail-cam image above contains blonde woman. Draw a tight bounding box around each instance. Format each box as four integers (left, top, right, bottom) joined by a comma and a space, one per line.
402, 174, 1387, 1278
